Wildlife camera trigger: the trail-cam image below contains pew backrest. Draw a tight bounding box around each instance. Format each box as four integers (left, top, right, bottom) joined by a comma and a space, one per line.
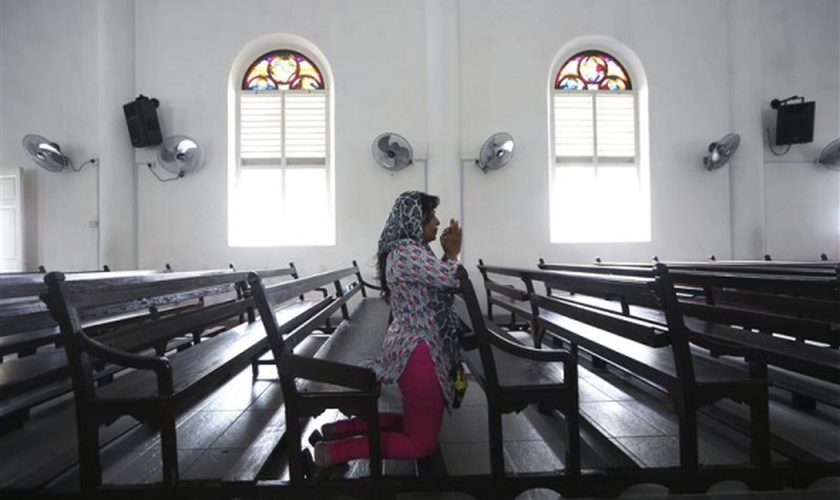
42, 269, 253, 398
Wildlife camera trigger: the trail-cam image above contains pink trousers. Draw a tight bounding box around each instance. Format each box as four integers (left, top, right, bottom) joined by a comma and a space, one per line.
327, 342, 445, 463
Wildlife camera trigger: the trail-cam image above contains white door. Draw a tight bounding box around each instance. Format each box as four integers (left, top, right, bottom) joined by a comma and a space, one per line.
0, 168, 24, 272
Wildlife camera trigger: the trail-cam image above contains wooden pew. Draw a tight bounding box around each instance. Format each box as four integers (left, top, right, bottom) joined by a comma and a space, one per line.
0, 268, 189, 427
42, 267, 325, 490
246, 262, 332, 379
539, 259, 840, 409
453, 266, 580, 479
248, 263, 391, 484
666, 269, 840, 410
594, 257, 839, 278
477, 262, 772, 473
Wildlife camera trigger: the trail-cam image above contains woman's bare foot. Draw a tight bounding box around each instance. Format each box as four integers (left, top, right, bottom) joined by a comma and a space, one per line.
313, 441, 334, 469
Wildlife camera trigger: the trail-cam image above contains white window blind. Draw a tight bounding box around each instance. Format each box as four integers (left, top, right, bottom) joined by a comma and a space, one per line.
240, 94, 283, 161
554, 92, 635, 162
554, 94, 594, 159
239, 92, 326, 165
285, 93, 326, 163
596, 93, 635, 160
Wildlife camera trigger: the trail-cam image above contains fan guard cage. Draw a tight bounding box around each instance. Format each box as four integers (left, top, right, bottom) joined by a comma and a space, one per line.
703, 133, 740, 171
477, 132, 515, 172
22, 134, 69, 172
372, 133, 413, 171
818, 139, 840, 171
156, 136, 203, 176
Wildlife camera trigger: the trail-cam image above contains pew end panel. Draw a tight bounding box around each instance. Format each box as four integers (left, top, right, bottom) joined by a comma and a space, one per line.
41, 268, 271, 491
248, 263, 390, 484
455, 266, 581, 478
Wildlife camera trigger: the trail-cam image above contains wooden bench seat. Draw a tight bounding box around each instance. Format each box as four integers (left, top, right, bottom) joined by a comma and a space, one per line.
298, 298, 391, 393
534, 303, 761, 391
41, 267, 327, 491
544, 292, 840, 409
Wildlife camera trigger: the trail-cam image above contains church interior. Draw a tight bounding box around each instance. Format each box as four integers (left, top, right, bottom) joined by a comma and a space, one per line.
0, 1, 839, 498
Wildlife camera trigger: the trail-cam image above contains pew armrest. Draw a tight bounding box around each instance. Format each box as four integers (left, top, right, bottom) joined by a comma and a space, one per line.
79, 334, 174, 396
685, 327, 768, 379
282, 353, 379, 392
486, 323, 576, 364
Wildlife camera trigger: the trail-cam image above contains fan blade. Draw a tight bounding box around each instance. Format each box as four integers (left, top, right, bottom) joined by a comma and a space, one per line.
378, 135, 393, 154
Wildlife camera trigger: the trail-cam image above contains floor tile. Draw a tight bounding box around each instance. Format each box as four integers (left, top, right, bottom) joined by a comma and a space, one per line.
249, 382, 285, 409
441, 442, 492, 476
440, 405, 488, 443
579, 378, 615, 402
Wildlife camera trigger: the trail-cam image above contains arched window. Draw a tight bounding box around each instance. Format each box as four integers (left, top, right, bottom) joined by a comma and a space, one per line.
230, 49, 332, 246
550, 50, 648, 243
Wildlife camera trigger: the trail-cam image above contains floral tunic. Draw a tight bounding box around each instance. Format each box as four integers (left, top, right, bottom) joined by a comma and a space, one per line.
368, 241, 461, 407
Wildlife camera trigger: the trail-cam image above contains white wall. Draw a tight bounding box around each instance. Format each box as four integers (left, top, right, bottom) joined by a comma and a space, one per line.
761, 0, 840, 260
133, 0, 428, 277
1, 0, 101, 271
97, 0, 137, 270
461, 0, 734, 267
2, 0, 838, 277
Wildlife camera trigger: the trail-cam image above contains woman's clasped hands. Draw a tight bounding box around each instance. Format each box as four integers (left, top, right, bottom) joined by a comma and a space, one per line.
440, 219, 462, 260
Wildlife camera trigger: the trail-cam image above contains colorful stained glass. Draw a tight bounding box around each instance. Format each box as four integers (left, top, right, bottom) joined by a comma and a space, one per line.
555, 50, 631, 91
243, 50, 324, 91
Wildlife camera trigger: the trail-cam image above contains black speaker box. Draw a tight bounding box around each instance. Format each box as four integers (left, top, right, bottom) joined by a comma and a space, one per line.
123, 95, 163, 148
775, 101, 815, 146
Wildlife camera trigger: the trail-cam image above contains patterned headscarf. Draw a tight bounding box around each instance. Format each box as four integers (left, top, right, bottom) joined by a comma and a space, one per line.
377, 191, 463, 381
377, 191, 428, 256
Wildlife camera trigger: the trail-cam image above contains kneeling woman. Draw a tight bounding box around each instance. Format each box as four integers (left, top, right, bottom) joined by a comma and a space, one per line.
314, 190, 463, 467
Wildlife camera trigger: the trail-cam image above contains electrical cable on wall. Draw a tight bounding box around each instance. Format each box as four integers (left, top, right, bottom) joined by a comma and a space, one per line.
765, 128, 791, 156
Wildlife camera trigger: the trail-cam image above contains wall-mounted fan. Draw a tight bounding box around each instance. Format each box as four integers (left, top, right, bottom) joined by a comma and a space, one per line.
150, 135, 203, 181
817, 139, 840, 172
372, 133, 414, 171
703, 133, 740, 171
476, 132, 515, 173
22, 134, 97, 173
22, 134, 71, 172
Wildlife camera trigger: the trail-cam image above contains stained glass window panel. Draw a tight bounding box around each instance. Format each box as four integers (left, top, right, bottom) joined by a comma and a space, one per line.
243, 50, 324, 91
555, 51, 631, 91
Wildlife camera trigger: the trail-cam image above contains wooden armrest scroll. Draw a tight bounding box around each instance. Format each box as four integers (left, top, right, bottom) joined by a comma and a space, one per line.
80, 334, 174, 396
